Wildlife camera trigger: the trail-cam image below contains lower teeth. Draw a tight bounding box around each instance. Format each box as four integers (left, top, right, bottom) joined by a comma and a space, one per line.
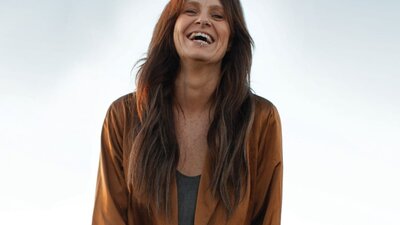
195, 40, 208, 45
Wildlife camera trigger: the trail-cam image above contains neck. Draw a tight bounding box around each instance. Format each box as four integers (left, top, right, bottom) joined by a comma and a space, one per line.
174, 61, 221, 115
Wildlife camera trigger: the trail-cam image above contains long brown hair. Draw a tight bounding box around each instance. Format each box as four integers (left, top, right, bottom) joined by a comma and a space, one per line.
127, 0, 254, 219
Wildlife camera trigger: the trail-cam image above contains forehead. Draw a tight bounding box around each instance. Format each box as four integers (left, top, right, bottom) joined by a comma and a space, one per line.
184, 0, 223, 8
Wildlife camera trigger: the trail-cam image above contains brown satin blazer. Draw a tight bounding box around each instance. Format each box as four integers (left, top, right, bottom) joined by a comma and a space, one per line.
92, 92, 283, 225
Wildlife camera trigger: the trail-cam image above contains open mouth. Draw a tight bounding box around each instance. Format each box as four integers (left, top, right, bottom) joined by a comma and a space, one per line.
187, 32, 215, 45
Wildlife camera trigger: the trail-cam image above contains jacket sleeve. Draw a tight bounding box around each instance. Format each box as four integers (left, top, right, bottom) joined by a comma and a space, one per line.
252, 104, 283, 225
92, 102, 129, 225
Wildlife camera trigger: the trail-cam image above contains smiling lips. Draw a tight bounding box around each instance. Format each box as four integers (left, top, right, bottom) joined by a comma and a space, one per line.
187, 32, 215, 45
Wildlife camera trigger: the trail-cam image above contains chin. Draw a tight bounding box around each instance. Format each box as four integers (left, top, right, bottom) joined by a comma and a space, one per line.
190, 54, 212, 62
180, 52, 211, 62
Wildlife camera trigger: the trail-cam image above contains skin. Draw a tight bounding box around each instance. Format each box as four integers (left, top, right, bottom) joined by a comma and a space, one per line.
173, 0, 230, 176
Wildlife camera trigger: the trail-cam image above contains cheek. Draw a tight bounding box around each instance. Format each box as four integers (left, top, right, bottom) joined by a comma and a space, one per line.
173, 21, 187, 57
173, 26, 182, 47
173, 20, 186, 44
173, 28, 179, 45
218, 25, 230, 46
220, 31, 230, 49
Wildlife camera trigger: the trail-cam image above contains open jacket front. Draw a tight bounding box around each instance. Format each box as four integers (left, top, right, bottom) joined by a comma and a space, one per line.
92, 92, 283, 225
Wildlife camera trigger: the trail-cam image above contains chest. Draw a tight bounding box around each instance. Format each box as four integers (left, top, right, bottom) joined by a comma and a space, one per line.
174, 112, 210, 176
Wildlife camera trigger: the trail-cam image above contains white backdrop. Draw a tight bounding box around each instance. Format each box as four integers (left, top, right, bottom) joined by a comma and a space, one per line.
1, 0, 399, 224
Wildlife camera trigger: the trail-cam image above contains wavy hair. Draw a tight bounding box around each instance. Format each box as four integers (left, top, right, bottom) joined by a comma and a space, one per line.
127, 0, 254, 220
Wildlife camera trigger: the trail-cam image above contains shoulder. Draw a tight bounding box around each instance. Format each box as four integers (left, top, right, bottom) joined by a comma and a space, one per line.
252, 94, 280, 124
103, 92, 137, 132
108, 92, 136, 113
106, 92, 136, 119
250, 94, 282, 163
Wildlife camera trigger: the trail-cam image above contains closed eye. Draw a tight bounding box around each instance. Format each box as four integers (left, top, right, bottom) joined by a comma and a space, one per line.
184, 9, 197, 15
211, 14, 224, 20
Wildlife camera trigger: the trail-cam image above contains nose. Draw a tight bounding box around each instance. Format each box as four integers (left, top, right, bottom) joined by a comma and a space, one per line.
195, 13, 211, 27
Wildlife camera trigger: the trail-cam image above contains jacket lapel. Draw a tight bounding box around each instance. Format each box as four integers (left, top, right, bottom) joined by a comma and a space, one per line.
193, 141, 253, 225
194, 152, 220, 225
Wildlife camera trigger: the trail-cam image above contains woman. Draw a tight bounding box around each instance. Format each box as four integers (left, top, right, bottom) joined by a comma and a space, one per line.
92, 0, 283, 224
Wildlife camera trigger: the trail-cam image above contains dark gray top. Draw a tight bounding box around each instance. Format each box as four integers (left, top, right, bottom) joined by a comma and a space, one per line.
176, 170, 201, 225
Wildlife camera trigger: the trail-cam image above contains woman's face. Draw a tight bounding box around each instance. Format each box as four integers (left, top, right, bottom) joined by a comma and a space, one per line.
173, 0, 230, 65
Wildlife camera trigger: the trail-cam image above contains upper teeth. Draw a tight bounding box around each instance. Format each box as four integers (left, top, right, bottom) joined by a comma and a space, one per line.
189, 32, 213, 44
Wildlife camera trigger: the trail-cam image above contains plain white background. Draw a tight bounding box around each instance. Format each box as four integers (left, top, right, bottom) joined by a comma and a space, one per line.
1, 0, 399, 224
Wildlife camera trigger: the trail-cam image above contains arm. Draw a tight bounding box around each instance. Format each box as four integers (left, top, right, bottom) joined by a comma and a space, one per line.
92, 102, 129, 225
252, 104, 283, 225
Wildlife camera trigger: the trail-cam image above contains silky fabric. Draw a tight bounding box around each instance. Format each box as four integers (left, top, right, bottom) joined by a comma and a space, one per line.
176, 171, 201, 225
92, 92, 283, 225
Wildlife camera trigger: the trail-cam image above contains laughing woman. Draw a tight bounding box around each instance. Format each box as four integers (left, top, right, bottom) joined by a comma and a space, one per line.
92, 0, 283, 225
